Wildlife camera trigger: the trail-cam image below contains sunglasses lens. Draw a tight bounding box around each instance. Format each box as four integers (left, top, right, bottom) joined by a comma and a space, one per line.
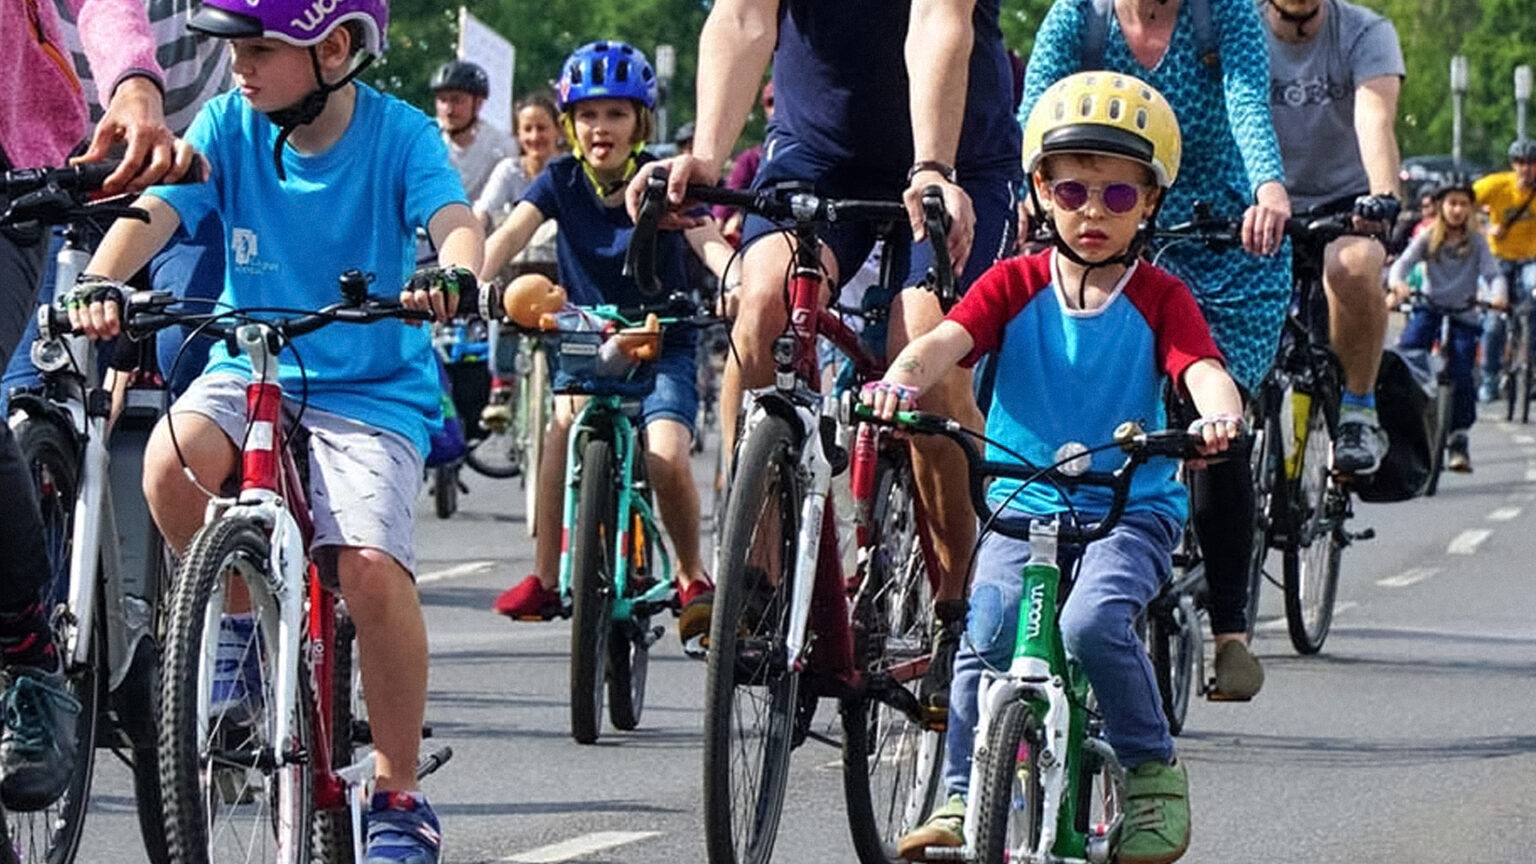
1052, 180, 1089, 211
1103, 183, 1142, 214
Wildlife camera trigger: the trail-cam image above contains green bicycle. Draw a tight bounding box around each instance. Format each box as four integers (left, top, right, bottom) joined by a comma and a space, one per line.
863, 409, 1234, 864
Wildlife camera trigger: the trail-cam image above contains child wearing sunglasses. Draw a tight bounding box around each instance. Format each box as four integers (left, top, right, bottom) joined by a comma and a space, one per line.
867, 72, 1242, 864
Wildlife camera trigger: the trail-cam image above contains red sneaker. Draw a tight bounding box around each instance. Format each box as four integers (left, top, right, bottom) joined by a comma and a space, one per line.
676, 575, 715, 650
492, 575, 561, 620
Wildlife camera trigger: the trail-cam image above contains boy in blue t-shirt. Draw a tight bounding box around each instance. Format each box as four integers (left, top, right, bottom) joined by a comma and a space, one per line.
68, 1, 481, 861
483, 41, 714, 646
865, 74, 1242, 864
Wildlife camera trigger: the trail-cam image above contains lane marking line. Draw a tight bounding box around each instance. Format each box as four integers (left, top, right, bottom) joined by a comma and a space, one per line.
417, 560, 497, 584
1375, 567, 1440, 588
1515, 434, 1536, 445
1487, 506, 1523, 522
502, 831, 662, 863
1447, 529, 1493, 555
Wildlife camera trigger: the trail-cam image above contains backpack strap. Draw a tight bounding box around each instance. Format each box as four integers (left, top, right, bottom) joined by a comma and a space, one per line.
1079, 0, 1219, 70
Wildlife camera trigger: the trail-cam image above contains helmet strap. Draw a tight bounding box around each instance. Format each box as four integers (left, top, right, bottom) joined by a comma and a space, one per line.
263, 49, 376, 180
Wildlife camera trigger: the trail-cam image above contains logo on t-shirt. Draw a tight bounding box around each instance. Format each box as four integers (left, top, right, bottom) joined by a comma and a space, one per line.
1272, 75, 1351, 108
231, 227, 277, 274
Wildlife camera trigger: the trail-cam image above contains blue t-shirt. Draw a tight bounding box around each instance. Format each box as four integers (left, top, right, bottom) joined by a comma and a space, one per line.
772, 0, 1021, 180
150, 84, 467, 457
521, 153, 695, 352
947, 251, 1223, 525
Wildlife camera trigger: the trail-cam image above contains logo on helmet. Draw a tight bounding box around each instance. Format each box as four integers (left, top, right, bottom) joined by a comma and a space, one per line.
292, 0, 342, 33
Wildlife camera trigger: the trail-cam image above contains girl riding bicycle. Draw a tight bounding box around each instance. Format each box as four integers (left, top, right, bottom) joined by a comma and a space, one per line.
1389, 177, 1508, 472
865, 73, 1242, 864
483, 41, 713, 644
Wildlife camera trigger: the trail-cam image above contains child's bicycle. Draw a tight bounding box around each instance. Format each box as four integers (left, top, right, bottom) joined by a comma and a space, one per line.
860, 409, 1240, 864
480, 283, 715, 745
47, 274, 456, 863
631, 171, 956, 864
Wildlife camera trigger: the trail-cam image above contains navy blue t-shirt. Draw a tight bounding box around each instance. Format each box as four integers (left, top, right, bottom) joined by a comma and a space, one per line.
772, 0, 1021, 181
522, 153, 695, 351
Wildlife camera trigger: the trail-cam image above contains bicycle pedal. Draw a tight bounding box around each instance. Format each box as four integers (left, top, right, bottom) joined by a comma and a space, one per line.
416, 744, 452, 781
922, 706, 948, 733
1349, 527, 1376, 542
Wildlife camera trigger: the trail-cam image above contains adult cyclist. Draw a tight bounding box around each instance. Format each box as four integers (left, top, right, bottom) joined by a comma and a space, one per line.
432, 59, 515, 201
0, 0, 193, 812
1262, 0, 1405, 475
1475, 139, 1536, 403
628, 0, 1023, 707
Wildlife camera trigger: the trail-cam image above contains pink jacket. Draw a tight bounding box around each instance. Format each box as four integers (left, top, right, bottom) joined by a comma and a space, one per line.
1, 0, 162, 169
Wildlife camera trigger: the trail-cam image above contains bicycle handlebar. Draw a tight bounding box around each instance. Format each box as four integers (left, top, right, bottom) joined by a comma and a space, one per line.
1153, 203, 1371, 249
2, 159, 201, 230
477, 279, 716, 335
853, 406, 1248, 544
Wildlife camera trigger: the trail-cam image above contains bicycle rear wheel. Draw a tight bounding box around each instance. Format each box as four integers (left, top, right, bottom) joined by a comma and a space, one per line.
1148, 595, 1198, 736
1244, 389, 1281, 639
842, 452, 943, 864
608, 491, 654, 732
1424, 379, 1452, 497
1282, 400, 1343, 655
9, 417, 97, 864
703, 412, 801, 864
431, 463, 458, 519
973, 700, 1044, 864
160, 519, 313, 864
569, 438, 616, 745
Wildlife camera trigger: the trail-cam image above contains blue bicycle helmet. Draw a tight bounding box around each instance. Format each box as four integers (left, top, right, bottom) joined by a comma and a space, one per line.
557, 41, 658, 111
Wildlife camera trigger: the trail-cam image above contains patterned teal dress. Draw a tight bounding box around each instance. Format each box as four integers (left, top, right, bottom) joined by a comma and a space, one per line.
1020, 0, 1291, 392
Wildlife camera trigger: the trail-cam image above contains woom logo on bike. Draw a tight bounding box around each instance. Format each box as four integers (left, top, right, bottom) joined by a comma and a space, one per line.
1025, 582, 1047, 640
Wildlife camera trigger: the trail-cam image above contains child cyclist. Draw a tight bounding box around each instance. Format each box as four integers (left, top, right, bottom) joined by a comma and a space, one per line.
1388, 177, 1508, 472
483, 41, 714, 646
863, 73, 1242, 864
65, 0, 483, 861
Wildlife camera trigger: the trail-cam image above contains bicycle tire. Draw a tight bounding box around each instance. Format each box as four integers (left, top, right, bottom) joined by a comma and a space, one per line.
1521, 361, 1532, 425
1504, 355, 1518, 422
525, 348, 550, 536
703, 412, 801, 864
1424, 382, 1452, 497
842, 452, 943, 864
1243, 393, 1281, 639
973, 700, 1044, 864
9, 417, 97, 864
160, 519, 314, 864
1281, 400, 1342, 655
431, 463, 458, 519
123, 635, 170, 864
311, 611, 357, 863
608, 483, 654, 732
1148, 598, 1197, 736
569, 438, 616, 745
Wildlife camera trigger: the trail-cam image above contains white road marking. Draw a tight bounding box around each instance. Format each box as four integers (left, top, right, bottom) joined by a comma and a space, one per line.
1524, 464, 1536, 482
1514, 434, 1536, 445
417, 560, 497, 583
1447, 529, 1493, 555
1487, 506, 1523, 522
1376, 567, 1440, 588
502, 831, 662, 863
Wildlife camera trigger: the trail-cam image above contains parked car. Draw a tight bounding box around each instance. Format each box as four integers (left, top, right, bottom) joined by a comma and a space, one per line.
1400, 154, 1494, 201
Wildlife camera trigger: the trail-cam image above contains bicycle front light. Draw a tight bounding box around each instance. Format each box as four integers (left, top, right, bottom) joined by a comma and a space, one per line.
772, 335, 796, 367
30, 337, 70, 374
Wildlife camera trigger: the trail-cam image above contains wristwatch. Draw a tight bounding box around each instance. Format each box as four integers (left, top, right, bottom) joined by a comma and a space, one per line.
907, 160, 957, 185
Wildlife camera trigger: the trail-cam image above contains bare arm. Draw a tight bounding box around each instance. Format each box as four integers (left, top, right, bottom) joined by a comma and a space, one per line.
480, 201, 547, 281
1354, 75, 1402, 198
71, 195, 183, 338
1182, 358, 1244, 457
904, 0, 977, 274
863, 320, 975, 418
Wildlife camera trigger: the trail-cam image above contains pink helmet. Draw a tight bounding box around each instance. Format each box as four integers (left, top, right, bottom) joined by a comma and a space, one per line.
188, 0, 388, 56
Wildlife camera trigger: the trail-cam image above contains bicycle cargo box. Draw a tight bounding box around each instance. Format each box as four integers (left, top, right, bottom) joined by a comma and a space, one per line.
1353, 347, 1433, 503
546, 330, 657, 397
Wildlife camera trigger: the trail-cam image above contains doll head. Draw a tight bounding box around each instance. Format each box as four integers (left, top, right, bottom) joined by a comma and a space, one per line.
502, 273, 567, 329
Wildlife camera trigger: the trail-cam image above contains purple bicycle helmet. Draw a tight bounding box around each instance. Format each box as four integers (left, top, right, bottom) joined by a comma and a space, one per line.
188, 0, 388, 56
557, 41, 658, 112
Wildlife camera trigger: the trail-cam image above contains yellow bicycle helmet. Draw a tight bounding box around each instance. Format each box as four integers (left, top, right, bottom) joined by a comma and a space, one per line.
1022, 72, 1182, 188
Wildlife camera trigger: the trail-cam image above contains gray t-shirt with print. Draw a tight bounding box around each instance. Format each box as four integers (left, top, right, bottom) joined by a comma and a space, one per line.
1264, 0, 1404, 212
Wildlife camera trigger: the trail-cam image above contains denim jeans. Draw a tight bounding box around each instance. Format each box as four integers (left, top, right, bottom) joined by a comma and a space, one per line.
1481, 260, 1536, 385
942, 509, 1180, 798
1400, 309, 1480, 432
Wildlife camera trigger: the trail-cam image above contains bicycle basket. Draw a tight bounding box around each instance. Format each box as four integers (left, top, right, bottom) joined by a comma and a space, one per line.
545, 330, 657, 397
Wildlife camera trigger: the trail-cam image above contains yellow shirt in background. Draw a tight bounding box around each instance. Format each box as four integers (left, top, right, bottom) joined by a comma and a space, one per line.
1475, 171, 1536, 261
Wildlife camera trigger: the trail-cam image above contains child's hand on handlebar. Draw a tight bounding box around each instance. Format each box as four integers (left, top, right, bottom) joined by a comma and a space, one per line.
1186, 412, 1244, 469
860, 380, 920, 420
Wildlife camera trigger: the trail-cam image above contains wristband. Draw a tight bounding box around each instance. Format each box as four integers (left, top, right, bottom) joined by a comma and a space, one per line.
907, 160, 957, 185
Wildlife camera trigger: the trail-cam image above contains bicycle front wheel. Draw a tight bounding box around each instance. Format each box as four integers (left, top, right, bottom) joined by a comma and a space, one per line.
1244, 390, 1281, 639
973, 700, 1044, 864
160, 519, 313, 864
1282, 400, 1343, 655
569, 438, 616, 745
311, 609, 357, 863
842, 452, 943, 864
431, 463, 458, 519
703, 412, 802, 864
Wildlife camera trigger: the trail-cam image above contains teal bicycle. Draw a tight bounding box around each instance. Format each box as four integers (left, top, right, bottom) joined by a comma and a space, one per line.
859, 408, 1237, 864
483, 284, 711, 744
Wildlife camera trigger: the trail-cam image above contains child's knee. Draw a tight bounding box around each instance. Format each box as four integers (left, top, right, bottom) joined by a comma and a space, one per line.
334, 548, 413, 612
1060, 604, 1124, 668
963, 582, 1017, 666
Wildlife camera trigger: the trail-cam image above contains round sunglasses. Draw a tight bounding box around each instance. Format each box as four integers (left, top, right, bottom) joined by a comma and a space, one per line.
1045, 179, 1148, 215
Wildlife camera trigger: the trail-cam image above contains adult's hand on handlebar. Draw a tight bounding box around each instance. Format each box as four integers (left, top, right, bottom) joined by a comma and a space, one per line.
63, 276, 128, 341
859, 380, 919, 421
1242, 181, 1291, 257
624, 157, 714, 229
77, 77, 201, 195
905, 173, 973, 277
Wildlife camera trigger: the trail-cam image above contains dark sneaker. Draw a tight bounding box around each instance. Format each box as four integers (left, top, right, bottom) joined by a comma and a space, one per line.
209, 615, 263, 725
918, 600, 967, 722
365, 790, 442, 864
0, 664, 81, 812
895, 793, 965, 861
1207, 640, 1263, 702
1447, 431, 1472, 473
1119, 760, 1191, 864
1331, 415, 1388, 476
676, 575, 715, 653
493, 575, 562, 620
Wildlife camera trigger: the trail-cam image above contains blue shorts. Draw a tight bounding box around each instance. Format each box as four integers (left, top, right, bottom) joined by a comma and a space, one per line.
640, 344, 698, 437
741, 128, 1020, 353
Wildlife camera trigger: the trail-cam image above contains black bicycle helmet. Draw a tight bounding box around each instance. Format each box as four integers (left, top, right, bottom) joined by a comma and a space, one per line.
1509, 139, 1536, 162
1431, 173, 1476, 201
430, 60, 490, 98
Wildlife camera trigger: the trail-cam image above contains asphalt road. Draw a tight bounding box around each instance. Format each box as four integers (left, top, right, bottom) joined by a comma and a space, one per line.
69, 406, 1536, 864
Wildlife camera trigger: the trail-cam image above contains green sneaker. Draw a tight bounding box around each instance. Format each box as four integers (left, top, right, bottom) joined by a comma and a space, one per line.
895, 793, 965, 861
1118, 760, 1190, 864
